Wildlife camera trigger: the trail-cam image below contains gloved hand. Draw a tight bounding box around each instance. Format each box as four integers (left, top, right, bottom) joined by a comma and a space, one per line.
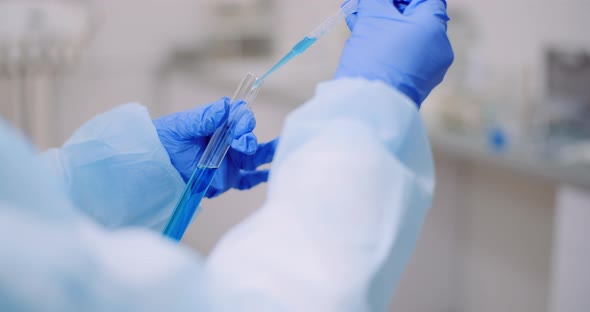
154, 98, 277, 198
335, 0, 454, 107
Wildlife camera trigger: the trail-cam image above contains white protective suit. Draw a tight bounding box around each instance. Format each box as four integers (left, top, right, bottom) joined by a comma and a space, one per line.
0, 78, 434, 311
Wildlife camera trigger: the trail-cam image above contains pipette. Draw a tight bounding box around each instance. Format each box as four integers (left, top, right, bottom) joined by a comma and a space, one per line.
253, 0, 359, 88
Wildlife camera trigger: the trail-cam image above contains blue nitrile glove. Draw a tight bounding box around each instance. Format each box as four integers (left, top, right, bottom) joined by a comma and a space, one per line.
153, 97, 278, 198
335, 0, 454, 107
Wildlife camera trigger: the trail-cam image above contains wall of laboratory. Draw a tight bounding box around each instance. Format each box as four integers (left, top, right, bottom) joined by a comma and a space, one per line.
55, 0, 344, 142
447, 0, 590, 97
55, 0, 208, 141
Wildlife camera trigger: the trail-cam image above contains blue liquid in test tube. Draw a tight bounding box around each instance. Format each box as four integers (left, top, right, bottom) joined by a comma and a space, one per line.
162, 166, 216, 241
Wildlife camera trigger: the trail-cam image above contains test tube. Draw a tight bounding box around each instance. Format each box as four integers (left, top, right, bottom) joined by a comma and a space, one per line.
163, 72, 263, 241
199, 73, 262, 168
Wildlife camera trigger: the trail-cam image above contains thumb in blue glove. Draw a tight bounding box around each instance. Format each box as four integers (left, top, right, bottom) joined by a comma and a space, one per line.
335, 0, 454, 107
153, 97, 278, 198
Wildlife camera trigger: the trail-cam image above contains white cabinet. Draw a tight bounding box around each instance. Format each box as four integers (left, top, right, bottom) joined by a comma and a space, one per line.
551, 186, 590, 312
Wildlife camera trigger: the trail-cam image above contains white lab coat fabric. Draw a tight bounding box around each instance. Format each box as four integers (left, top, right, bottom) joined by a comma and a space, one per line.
0, 78, 434, 311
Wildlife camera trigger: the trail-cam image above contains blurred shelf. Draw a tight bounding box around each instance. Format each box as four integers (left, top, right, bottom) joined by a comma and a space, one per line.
429, 128, 590, 189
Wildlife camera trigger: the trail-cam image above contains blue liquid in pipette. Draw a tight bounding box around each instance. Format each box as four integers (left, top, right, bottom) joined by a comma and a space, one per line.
163, 166, 217, 241
256, 36, 318, 87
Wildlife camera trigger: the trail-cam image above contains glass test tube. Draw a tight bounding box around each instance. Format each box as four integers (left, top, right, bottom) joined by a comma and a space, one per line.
163, 72, 262, 241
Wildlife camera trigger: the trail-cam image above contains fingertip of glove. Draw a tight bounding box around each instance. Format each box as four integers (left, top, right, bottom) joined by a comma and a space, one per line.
208, 100, 230, 128
247, 133, 258, 149
205, 188, 220, 198
407, 0, 447, 11
404, 0, 450, 24
211, 98, 229, 112
230, 133, 257, 155
238, 170, 270, 190
234, 107, 256, 133
217, 97, 232, 115
344, 12, 358, 31
246, 111, 256, 131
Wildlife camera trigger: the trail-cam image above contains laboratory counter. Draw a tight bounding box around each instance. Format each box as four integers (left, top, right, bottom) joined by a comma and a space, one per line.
428, 128, 590, 190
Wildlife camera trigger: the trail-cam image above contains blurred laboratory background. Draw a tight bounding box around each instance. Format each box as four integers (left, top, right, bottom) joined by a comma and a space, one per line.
1, 0, 589, 311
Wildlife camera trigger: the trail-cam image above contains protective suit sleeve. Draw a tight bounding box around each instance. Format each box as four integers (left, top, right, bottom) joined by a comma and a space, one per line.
205, 78, 435, 311
0, 119, 211, 312
36, 104, 185, 230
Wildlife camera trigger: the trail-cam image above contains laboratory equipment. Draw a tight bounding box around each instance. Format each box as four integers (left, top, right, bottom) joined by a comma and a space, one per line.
542, 48, 590, 141
163, 72, 262, 241
254, 0, 359, 87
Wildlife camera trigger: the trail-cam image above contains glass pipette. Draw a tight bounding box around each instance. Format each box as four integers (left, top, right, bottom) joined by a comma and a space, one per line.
253, 0, 359, 88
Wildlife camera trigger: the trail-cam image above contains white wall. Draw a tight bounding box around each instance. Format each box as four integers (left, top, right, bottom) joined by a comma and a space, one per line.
50, 0, 347, 142
56, 0, 207, 142
551, 187, 590, 312
457, 163, 555, 312
447, 0, 590, 95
